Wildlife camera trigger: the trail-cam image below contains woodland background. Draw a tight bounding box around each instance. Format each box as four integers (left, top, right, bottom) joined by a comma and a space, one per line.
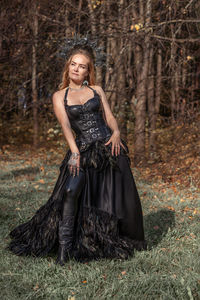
1, 0, 199, 167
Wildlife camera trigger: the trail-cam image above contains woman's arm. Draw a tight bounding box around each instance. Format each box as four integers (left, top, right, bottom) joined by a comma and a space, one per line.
52, 91, 80, 175
94, 86, 125, 156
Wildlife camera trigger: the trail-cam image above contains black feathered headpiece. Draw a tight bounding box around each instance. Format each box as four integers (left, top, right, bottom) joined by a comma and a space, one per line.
58, 34, 107, 67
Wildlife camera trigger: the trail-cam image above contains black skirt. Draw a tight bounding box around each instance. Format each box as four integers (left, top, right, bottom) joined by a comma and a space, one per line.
8, 140, 147, 262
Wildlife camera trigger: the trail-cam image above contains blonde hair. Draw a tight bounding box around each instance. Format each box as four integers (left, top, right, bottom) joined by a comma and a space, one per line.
59, 49, 96, 90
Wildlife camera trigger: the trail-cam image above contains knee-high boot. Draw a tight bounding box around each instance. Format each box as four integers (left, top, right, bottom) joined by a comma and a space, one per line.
56, 215, 75, 266
56, 171, 85, 266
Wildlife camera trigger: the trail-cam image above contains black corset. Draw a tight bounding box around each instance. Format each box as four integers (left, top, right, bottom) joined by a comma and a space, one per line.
64, 87, 111, 151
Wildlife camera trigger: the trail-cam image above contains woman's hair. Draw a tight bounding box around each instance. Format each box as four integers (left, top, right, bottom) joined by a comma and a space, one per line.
59, 47, 96, 90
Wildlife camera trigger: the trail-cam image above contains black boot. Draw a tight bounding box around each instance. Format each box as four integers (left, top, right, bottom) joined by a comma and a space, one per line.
56, 216, 75, 266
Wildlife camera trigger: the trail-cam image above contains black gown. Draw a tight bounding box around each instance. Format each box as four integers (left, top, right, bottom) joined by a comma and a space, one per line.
9, 87, 147, 262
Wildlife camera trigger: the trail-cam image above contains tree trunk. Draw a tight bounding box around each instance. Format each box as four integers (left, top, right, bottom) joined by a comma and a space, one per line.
77, 0, 83, 34
182, 47, 187, 86
155, 47, 162, 125
105, 0, 118, 110
32, 1, 39, 148
65, 3, 72, 37
87, 0, 97, 35
134, 51, 149, 164
117, 63, 127, 141
86, 0, 104, 85
95, 2, 106, 85
105, 36, 117, 110
134, 0, 151, 165
148, 46, 162, 152
170, 22, 178, 122
147, 47, 155, 151
170, 43, 178, 123
175, 61, 180, 116
117, 0, 128, 141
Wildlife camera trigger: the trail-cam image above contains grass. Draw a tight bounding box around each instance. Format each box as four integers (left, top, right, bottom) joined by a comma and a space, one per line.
0, 149, 199, 300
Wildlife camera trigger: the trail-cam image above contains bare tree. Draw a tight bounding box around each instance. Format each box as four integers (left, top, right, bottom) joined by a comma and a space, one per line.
31, 0, 39, 148
133, 0, 152, 164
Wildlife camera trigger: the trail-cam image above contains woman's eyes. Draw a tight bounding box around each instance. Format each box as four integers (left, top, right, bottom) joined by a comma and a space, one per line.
71, 63, 86, 69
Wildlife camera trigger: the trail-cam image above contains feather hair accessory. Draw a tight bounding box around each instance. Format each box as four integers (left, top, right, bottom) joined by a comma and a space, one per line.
58, 34, 107, 67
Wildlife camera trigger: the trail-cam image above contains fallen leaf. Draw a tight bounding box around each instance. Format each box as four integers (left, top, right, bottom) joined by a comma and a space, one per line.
102, 274, 107, 280
135, 24, 140, 31
121, 271, 126, 275
154, 226, 159, 230
184, 206, 190, 211
190, 233, 196, 238
33, 284, 39, 291
167, 206, 175, 211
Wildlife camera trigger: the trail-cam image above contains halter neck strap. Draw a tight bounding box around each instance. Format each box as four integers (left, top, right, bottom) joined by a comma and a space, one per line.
87, 86, 97, 95
64, 87, 69, 106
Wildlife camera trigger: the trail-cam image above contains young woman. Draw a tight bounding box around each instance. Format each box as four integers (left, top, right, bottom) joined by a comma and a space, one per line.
9, 46, 147, 265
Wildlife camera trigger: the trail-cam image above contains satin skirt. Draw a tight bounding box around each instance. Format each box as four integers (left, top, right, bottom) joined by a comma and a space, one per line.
8, 140, 147, 262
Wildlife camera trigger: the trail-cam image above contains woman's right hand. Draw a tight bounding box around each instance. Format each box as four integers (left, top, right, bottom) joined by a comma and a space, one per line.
68, 152, 80, 177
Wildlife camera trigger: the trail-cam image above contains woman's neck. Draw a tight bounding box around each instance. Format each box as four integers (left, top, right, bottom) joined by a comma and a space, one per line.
68, 81, 83, 90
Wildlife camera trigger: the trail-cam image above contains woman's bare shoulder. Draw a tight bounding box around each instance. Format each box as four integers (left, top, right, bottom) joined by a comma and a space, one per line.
90, 85, 104, 94
52, 88, 67, 104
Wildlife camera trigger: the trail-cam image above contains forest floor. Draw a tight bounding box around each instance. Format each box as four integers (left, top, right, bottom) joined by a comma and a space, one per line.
0, 120, 199, 300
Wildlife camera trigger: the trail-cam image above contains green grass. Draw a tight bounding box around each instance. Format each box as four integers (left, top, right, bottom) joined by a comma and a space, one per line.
0, 151, 199, 300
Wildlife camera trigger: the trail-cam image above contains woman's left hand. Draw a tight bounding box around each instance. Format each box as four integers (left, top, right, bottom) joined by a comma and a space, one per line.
104, 130, 126, 156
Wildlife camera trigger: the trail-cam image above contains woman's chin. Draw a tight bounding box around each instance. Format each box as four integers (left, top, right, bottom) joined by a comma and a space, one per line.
70, 77, 83, 85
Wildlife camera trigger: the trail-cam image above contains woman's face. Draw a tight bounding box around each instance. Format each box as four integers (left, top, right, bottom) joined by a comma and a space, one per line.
68, 54, 89, 84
